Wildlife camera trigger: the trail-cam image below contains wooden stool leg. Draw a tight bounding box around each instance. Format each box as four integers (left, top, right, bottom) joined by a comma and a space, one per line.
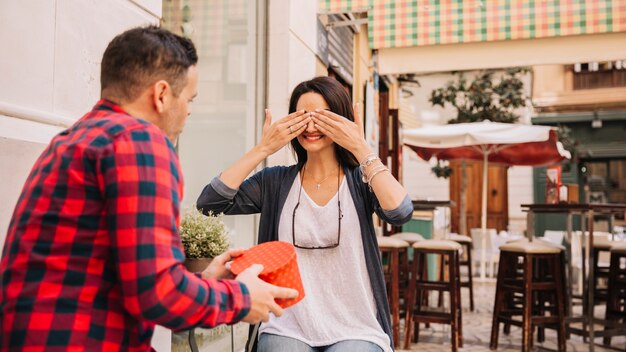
490, 253, 507, 350
451, 252, 463, 347
422, 254, 431, 330
414, 252, 426, 344
536, 258, 546, 344
467, 243, 475, 312
553, 254, 567, 352
404, 249, 419, 350
603, 252, 620, 346
448, 251, 457, 352
438, 254, 445, 308
522, 254, 534, 352
449, 254, 458, 352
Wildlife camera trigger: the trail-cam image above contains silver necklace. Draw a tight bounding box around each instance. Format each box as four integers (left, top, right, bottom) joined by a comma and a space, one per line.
305, 164, 338, 190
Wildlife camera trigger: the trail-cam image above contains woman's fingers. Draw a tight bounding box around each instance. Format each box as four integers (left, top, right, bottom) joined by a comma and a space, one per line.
313, 120, 333, 138
284, 113, 311, 135
353, 103, 364, 137
263, 109, 272, 133
311, 112, 341, 132
314, 109, 345, 122
292, 121, 308, 134
279, 110, 308, 126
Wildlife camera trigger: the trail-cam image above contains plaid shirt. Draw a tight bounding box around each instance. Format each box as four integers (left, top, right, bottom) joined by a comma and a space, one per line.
0, 100, 250, 351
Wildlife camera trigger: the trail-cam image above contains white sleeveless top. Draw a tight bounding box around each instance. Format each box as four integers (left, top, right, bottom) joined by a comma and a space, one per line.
259, 173, 391, 352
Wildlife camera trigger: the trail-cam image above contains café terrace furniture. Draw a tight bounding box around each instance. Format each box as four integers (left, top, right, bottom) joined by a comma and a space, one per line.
411, 200, 455, 239
390, 231, 426, 287
390, 232, 425, 308
404, 239, 463, 351
490, 238, 567, 352
603, 242, 626, 347
440, 233, 475, 311
377, 236, 410, 346
521, 203, 626, 352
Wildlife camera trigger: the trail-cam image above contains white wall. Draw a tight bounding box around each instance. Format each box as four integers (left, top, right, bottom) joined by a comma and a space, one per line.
0, 0, 161, 241
0, 0, 165, 348
266, 0, 319, 166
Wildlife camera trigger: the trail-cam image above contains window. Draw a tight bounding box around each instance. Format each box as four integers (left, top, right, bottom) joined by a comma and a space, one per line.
571, 60, 626, 90
163, 0, 266, 249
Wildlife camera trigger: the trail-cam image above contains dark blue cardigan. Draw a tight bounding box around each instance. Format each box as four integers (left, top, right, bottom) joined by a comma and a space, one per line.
197, 164, 413, 351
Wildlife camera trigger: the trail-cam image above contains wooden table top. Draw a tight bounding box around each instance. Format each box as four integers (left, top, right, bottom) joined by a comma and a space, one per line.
521, 203, 626, 214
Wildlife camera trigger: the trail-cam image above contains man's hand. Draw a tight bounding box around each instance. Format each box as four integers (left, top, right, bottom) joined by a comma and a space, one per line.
201, 248, 245, 279
235, 264, 299, 323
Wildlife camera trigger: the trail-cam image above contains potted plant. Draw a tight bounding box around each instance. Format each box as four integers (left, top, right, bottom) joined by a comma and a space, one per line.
179, 208, 230, 273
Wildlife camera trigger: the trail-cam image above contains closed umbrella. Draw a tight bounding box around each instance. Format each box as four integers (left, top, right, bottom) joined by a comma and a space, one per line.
403, 121, 570, 279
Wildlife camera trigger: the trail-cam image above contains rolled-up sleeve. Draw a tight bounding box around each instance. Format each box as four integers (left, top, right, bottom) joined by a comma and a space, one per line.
197, 172, 264, 216
375, 194, 413, 225
379, 194, 413, 225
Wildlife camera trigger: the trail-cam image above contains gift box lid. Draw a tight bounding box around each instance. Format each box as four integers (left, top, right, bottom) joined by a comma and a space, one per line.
230, 241, 296, 276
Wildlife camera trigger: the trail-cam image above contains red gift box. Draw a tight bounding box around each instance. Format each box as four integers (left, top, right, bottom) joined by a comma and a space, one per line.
230, 241, 305, 308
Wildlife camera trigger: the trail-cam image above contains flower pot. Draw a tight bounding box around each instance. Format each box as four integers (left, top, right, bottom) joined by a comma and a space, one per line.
183, 257, 213, 273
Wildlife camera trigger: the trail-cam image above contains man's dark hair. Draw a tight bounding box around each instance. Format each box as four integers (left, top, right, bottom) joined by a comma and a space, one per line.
289, 76, 359, 168
100, 25, 198, 102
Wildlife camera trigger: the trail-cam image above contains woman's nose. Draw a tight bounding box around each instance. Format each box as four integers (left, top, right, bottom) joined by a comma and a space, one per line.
305, 119, 316, 132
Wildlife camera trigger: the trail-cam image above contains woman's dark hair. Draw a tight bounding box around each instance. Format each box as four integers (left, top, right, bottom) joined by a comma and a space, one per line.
288, 76, 359, 168
100, 25, 198, 102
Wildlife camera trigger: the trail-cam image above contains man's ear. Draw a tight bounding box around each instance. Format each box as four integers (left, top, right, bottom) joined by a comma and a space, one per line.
152, 80, 170, 113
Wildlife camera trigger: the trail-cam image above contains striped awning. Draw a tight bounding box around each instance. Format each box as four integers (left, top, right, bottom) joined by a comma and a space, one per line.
319, 0, 626, 50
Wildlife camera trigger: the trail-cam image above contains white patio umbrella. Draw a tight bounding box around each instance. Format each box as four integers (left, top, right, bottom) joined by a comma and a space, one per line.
403, 121, 571, 279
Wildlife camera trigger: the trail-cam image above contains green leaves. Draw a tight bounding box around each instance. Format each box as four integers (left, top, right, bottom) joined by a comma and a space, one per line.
179, 208, 230, 259
429, 67, 530, 124
431, 160, 452, 179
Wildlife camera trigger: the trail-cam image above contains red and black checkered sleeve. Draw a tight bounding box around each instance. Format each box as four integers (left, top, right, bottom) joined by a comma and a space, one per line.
99, 126, 251, 329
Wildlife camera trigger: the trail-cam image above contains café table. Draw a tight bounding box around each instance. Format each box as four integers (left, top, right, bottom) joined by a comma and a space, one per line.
521, 203, 626, 351
411, 200, 454, 238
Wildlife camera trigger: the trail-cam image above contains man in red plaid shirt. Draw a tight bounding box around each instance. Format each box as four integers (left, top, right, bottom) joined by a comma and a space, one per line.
0, 26, 296, 351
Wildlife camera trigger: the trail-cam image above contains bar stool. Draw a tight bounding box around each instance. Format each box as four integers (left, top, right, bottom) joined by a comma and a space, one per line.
447, 233, 475, 311
490, 238, 567, 352
603, 243, 626, 346
390, 232, 425, 295
404, 240, 463, 351
497, 238, 568, 342
390, 232, 425, 277
390, 231, 425, 244
377, 236, 410, 346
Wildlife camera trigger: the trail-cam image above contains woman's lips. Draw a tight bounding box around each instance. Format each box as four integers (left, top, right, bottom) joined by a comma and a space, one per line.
302, 134, 323, 142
